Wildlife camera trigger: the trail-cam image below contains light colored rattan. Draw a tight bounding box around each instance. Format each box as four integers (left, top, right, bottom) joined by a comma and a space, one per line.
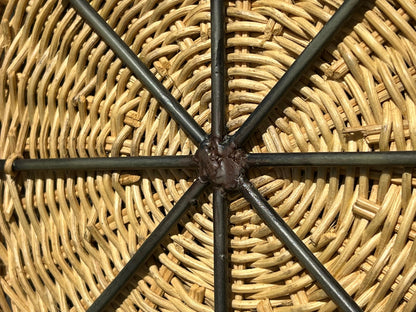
1, 0, 416, 311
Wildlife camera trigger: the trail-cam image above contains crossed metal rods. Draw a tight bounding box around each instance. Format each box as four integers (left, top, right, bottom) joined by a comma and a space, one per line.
3, 0, 414, 311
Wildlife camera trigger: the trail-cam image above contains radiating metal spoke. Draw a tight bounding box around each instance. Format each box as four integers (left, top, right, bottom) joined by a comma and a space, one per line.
210, 2, 231, 308
0, 156, 197, 173
238, 178, 362, 312
87, 179, 208, 312
229, 0, 361, 147
246, 151, 416, 167
213, 188, 230, 312
211, 0, 227, 138
68, 0, 207, 145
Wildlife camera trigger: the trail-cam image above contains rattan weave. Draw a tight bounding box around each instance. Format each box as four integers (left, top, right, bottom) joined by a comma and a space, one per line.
1, 0, 416, 311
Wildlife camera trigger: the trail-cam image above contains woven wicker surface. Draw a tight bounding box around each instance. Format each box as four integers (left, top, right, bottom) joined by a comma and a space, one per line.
1, 0, 416, 311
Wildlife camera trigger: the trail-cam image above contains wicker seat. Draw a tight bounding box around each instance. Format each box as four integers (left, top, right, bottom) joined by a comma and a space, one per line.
1, 0, 416, 311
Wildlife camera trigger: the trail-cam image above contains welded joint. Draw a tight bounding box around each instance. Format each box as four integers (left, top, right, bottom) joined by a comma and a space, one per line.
195, 136, 247, 190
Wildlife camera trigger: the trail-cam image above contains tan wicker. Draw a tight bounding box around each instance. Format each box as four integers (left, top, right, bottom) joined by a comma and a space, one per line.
1, 0, 416, 311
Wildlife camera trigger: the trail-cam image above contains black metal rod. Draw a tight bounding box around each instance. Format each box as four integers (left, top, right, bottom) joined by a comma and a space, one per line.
68, 0, 207, 145
213, 188, 230, 312
238, 178, 362, 312
87, 179, 208, 312
229, 0, 361, 147
246, 151, 416, 167
0, 156, 197, 173
210, 0, 227, 138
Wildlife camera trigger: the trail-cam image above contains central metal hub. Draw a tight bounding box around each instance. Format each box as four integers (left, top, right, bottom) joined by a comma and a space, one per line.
196, 137, 246, 190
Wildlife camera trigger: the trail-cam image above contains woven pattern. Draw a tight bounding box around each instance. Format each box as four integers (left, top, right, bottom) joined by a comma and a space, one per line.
1, 0, 416, 311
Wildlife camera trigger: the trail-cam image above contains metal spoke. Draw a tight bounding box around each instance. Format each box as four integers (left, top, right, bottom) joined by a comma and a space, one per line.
68, 0, 207, 145
87, 179, 208, 312
211, 0, 227, 138
246, 151, 416, 167
213, 188, 230, 312
238, 178, 362, 312
0, 156, 197, 173
229, 0, 361, 147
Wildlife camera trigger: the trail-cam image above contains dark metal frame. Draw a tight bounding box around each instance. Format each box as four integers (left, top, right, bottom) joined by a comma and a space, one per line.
3, 0, 416, 311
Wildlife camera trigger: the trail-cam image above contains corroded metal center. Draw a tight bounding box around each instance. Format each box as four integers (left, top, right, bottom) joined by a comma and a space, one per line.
196, 137, 246, 190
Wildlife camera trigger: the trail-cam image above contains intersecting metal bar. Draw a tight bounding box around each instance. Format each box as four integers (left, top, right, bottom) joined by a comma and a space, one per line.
87, 179, 208, 312
229, 0, 361, 147
68, 0, 207, 145
238, 178, 362, 312
211, 0, 227, 138
213, 188, 230, 312
246, 151, 416, 167
0, 156, 197, 173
